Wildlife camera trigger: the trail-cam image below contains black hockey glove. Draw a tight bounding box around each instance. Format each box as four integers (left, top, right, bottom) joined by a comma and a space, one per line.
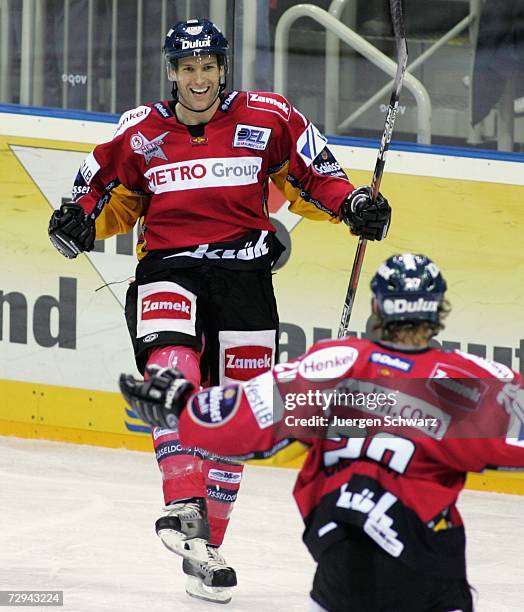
119, 365, 195, 430
342, 186, 391, 241
48, 203, 95, 259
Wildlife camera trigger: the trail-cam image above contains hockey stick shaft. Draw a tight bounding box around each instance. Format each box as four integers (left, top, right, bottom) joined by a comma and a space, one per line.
338, 0, 408, 338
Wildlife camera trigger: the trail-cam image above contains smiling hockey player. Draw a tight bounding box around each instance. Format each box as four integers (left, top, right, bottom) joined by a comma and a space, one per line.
48, 18, 391, 604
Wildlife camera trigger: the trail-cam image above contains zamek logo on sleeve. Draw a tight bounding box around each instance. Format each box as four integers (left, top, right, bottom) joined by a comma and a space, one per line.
225, 345, 273, 381
247, 92, 291, 121
144, 157, 262, 193
141, 292, 191, 320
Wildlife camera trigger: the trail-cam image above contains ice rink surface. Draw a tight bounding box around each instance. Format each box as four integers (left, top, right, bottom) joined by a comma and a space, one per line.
1, 436, 522, 612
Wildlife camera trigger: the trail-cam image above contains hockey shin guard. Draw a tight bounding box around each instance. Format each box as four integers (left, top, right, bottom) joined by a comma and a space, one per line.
148, 345, 206, 503
203, 458, 244, 546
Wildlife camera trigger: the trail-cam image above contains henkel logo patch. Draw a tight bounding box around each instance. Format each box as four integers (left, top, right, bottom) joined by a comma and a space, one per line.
233, 124, 272, 150
299, 346, 358, 380
247, 92, 291, 121
114, 105, 151, 138
144, 157, 262, 194
224, 345, 273, 381
141, 292, 191, 320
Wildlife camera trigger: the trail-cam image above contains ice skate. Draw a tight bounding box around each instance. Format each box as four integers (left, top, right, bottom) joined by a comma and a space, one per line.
155, 498, 210, 563
183, 544, 237, 604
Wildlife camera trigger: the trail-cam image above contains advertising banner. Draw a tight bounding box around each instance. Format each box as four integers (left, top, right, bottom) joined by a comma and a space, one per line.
1, 126, 523, 489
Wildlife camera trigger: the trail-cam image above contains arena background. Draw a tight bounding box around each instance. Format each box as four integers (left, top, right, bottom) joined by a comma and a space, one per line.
1, 108, 523, 494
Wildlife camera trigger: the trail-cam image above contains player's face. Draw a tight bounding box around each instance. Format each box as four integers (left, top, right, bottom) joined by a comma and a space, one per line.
175, 55, 223, 111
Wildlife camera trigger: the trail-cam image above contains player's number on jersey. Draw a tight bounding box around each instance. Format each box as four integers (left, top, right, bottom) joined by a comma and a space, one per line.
323, 433, 416, 474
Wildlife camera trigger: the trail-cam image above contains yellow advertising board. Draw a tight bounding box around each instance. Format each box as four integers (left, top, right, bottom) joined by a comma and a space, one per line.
1, 120, 523, 492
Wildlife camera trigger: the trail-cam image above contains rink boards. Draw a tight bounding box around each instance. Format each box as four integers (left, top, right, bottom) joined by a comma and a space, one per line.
1, 110, 523, 493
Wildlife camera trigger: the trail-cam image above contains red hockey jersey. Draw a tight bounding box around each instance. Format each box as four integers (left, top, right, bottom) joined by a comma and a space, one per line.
72, 91, 354, 255
178, 337, 524, 578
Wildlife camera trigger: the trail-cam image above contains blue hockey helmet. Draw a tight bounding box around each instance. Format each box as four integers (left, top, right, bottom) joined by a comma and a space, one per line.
163, 19, 229, 82
371, 253, 447, 324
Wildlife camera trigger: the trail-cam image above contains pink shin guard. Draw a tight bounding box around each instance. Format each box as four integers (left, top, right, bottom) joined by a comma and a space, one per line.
149, 345, 206, 502
152, 429, 244, 546
203, 459, 244, 546
148, 345, 243, 545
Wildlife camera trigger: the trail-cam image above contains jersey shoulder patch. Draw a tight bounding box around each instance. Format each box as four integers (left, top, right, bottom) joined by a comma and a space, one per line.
453, 350, 515, 380
152, 101, 173, 119
220, 90, 240, 112
296, 122, 328, 167
246, 91, 292, 121
113, 105, 152, 139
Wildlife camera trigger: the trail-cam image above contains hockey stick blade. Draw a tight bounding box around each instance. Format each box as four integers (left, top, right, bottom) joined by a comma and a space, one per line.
338, 0, 408, 339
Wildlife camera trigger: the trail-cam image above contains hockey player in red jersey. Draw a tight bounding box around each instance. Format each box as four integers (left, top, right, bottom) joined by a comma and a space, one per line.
120, 253, 524, 611
47, 17, 391, 605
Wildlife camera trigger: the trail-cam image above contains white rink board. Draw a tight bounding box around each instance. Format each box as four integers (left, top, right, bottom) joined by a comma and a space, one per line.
0, 436, 522, 612
2, 108, 524, 184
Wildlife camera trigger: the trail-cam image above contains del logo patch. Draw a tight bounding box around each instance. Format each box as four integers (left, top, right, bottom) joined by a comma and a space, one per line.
233, 124, 272, 150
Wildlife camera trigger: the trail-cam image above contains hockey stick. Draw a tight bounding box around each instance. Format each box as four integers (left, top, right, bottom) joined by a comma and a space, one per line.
337, 0, 408, 338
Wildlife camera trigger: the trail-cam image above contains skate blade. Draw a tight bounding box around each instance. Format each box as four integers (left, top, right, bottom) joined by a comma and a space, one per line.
185, 576, 232, 604
157, 530, 208, 563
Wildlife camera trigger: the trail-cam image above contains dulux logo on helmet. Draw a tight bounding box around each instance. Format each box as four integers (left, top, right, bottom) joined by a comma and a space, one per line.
371, 253, 446, 323
382, 298, 439, 315
181, 37, 211, 50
